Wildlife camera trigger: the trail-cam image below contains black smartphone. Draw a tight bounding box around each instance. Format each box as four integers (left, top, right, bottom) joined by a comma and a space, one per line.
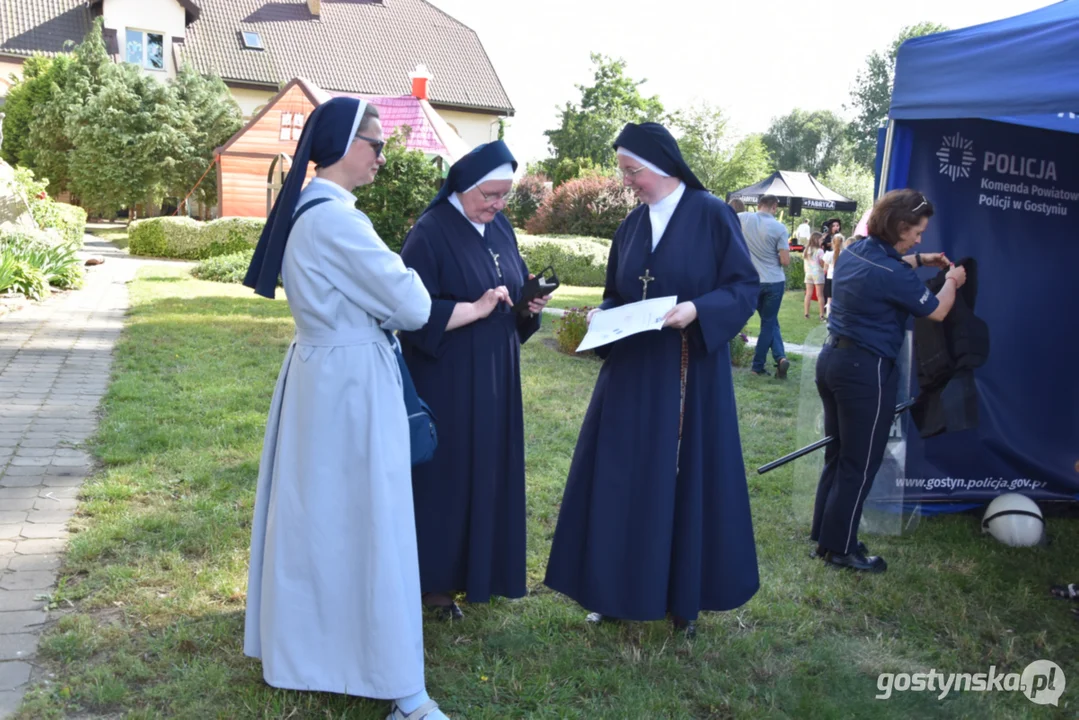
512, 266, 560, 314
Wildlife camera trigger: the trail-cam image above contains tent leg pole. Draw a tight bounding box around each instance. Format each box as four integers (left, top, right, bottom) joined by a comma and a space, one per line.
877, 120, 896, 201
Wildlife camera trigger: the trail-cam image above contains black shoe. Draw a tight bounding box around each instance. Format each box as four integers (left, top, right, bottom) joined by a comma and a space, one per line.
426, 601, 464, 621
823, 550, 887, 573
776, 358, 790, 380
810, 541, 867, 559
750, 369, 771, 377
671, 616, 697, 639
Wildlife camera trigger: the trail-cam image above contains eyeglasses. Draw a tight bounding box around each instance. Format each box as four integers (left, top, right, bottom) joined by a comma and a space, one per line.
354, 134, 385, 158
616, 165, 647, 179
476, 186, 510, 203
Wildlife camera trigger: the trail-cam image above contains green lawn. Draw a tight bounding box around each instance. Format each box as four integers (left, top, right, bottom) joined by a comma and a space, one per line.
546, 284, 604, 311
743, 289, 827, 348
88, 226, 130, 250
16, 266, 1079, 719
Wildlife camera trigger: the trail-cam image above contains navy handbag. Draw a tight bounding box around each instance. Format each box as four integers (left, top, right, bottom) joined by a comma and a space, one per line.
293, 197, 437, 465
384, 330, 438, 465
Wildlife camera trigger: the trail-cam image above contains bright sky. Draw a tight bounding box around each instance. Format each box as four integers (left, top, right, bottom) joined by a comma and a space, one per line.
428, 0, 1055, 165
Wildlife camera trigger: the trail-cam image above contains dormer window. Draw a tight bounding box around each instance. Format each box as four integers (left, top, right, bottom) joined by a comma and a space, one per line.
126, 29, 164, 70
242, 31, 264, 50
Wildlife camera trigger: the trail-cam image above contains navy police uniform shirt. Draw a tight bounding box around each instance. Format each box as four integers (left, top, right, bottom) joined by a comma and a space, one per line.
827, 236, 939, 360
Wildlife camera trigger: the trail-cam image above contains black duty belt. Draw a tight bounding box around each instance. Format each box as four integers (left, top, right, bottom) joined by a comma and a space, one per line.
826, 335, 858, 350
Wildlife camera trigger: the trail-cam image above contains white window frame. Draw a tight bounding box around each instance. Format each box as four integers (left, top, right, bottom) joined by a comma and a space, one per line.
280, 112, 305, 141
125, 28, 166, 72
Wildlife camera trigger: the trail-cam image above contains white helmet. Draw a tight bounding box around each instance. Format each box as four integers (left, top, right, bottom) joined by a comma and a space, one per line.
981, 493, 1045, 547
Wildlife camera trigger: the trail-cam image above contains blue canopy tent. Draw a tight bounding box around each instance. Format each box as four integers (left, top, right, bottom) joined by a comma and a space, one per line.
872, 0, 1079, 510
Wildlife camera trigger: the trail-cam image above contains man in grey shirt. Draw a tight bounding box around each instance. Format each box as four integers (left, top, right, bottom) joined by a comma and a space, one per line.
739, 195, 791, 378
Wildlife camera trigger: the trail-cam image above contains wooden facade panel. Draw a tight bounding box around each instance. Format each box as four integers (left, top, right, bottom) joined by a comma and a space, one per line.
219, 154, 316, 219
225, 85, 315, 157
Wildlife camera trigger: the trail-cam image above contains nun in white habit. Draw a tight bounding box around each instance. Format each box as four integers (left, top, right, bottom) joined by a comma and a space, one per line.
242, 97, 450, 720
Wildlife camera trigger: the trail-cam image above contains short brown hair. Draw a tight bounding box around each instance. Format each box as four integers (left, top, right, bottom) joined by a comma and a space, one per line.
867, 189, 934, 246
728, 198, 746, 213
758, 194, 779, 210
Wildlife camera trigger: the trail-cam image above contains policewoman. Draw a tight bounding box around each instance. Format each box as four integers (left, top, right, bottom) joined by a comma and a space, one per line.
811, 189, 967, 572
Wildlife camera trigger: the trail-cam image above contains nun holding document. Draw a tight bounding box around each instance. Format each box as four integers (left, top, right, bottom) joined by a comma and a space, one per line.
545, 122, 761, 638
398, 141, 550, 620
242, 97, 450, 720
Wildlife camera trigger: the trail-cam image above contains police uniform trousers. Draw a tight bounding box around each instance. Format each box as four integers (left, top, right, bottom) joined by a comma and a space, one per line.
810, 337, 900, 555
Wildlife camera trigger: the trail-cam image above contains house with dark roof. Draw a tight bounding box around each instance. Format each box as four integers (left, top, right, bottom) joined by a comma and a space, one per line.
0, 0, 514, 149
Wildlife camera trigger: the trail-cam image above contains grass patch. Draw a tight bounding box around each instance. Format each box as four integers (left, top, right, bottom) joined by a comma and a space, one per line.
89, 226, 130, 250
546, 284, 604, 311
744, 289, 827, 348
17, 266, 1079, 719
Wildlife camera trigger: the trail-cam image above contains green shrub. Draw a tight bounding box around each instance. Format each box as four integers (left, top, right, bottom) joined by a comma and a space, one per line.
0, 253, 17, 294
129, 217, 190, 257
785, 252, 805, 291
505, 174, 552, 228
525, 176, 637, 239
129, 216, 261, 260
3, 258, 48, 300
729, 328, 752, 367
554, 306, 594, 356
32, 201, 87, 247
353, 128, 441, 252
199, 217, 263, 258
518, 237, 609, 287
0, 229, 83, 291
191, 249, 257, 284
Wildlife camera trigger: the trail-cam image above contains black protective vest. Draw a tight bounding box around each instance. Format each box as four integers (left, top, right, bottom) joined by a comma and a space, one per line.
911, 257, 990, 438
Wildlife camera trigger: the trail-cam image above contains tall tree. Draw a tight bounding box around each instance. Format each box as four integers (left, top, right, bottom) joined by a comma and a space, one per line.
67, 62, 183, 217
541, 54, 665, 180
167, 65, 243, 210
673, 102, 772, 197
762, 109, 853, 177
847, 22, 949, 168
1, 56, 70, 170
26, 18, 112, 194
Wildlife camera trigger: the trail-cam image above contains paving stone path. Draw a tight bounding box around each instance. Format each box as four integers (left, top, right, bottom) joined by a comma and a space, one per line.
0, 236, 186, 717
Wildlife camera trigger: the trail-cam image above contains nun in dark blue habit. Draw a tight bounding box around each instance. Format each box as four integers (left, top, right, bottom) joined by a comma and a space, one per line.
544, 122, 761, 637
398, 141, 550, 619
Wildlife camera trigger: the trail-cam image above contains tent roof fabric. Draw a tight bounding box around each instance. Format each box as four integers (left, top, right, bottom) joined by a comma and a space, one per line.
890, 0, 1079, 132
726, 170, 857, 212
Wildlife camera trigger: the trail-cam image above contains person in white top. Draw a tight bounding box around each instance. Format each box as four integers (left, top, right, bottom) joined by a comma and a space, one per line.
795, 218, 812, 245
823, 234, 845, 317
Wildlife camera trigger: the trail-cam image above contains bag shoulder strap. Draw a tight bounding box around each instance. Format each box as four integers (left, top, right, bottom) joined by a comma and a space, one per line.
293, 196, 333, 223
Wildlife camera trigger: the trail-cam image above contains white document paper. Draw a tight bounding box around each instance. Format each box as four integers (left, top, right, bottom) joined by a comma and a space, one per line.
576, 296, 678, 352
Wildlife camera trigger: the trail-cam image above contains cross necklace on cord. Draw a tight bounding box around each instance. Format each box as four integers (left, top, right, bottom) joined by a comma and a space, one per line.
639, 268, 655, 299
489, 249, 502, 278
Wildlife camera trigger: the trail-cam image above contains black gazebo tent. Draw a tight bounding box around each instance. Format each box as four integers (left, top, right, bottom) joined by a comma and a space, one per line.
726, 170, 857, 214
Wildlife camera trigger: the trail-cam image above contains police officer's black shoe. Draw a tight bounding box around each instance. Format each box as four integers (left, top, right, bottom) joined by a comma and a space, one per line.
810, 541, 867, 559
823, 549, 887, 573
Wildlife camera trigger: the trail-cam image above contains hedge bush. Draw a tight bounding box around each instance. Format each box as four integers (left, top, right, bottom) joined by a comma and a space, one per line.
518, 237, 608, 287
32, 200, 87, 248
505, 174, 551, 228
200, 217, 265, 258
525, 176, 637, 239
129, 216, 262, 260
191, 248, 256, 285
785, 252, 805, 291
